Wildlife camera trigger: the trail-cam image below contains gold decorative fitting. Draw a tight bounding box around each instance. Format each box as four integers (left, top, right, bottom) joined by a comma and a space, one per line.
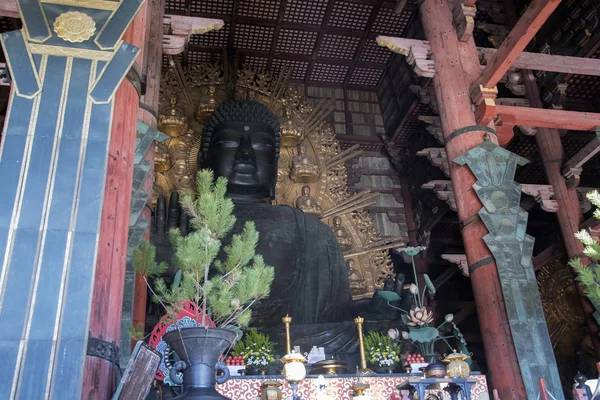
53, 11, 96, 43
158, 97, 188, 138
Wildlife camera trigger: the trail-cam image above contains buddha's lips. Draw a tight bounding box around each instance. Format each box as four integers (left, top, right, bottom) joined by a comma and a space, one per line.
232, 163, 256, 173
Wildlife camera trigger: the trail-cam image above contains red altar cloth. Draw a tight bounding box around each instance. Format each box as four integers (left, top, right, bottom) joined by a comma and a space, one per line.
216, 374, 488, 399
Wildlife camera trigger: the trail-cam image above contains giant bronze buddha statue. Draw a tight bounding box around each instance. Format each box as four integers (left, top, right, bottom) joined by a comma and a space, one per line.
153, 100, 354, 328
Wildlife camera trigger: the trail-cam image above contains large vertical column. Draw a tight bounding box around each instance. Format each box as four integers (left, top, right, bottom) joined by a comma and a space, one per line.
82, 4, 148, 399
524, 74, 600, 357
418, 1, 526, 398
0, 1, 143, 398
131, 0, 164, 348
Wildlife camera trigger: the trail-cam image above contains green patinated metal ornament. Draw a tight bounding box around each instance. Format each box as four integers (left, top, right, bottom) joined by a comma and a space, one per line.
454, 135, 563, 399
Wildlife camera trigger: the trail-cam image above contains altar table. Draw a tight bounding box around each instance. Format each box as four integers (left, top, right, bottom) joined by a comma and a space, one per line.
216, 373, 489, 399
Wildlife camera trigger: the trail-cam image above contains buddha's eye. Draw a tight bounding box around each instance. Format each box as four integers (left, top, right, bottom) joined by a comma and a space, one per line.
252, 142, 273, 150
216, 139, 239, 148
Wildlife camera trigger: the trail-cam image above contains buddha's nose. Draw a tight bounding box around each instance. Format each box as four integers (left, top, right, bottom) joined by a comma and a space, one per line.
235, 137, 255, 164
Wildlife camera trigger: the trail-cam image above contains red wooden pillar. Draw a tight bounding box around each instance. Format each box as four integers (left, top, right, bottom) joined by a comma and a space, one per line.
523, 74, 600, 358
131, 0, 164, 351
418, 0, 527, 398
81, 4, 148, 399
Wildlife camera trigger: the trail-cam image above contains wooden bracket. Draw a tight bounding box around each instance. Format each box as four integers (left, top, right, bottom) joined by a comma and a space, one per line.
376, 37, 435, 78
422, 180, 457, 211
542, 82, 568, 110
521, 184, 597, 212
418, 115, 444, 144
561, 127, 600, 189
410, 84, 439, 114
472, 84, 498, 126
163, 15, 224, 55
521, 184, 559, 212
416, 148, 449, 177
453, 3, 477, 42
493, 116, 515, 146
441, 254, 470, 277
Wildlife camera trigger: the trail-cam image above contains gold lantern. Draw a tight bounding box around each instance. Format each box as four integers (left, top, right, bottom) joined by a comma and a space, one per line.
260, 380, 283, 400
442, 351, 471, 378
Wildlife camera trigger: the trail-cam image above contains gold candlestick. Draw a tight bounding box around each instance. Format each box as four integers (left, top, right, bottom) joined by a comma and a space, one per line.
354, 316, 373, 374
283, 314, 292, 354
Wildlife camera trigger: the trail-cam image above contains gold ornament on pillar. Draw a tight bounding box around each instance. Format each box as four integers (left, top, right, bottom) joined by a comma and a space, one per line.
53, 11, 96, 43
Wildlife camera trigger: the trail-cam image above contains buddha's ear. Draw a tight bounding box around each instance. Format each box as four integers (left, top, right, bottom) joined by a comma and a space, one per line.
269, 180, 276, 201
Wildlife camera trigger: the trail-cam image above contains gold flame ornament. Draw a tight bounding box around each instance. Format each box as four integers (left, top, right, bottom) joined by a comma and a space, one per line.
53, 11, 96, 43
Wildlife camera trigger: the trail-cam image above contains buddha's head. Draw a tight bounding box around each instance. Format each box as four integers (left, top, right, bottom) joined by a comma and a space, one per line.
199, 100, 280, 202
333, 216, 342, 227
297, 143, 306, 155
301, 185, 311, 196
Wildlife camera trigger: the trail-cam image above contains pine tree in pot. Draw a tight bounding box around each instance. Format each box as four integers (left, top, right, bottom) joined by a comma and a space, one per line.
135, 170, 274, 400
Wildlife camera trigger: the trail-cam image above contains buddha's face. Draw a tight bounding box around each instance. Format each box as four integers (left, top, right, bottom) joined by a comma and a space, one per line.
203, 121, 276, 201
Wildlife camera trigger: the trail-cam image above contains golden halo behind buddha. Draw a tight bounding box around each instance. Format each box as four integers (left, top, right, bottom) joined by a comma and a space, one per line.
156, 62, 399, 299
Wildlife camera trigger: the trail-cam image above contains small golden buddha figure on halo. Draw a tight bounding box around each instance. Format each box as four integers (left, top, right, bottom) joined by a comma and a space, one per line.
280, 109, 304, 147
346, 259, 367, 296
331, 216, 352, 251
195, 85, 218, 122
289, 143, 319, 183
296, 185, 322, 216
158, 96, 188, 138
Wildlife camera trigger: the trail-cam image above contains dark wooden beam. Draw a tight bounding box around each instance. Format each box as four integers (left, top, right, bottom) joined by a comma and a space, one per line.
452, 303, 477, 326
478, 0, 561, 89
581, 216, 600, 231
343, 0, 384, 89
479, 48, 600, 77
0, 1, 18, 18
495, 105, 600, 131
266, 0, 287, 72
391, 96, 419, 142
532, 243, 563, 272
305, 0, 336, 88
227, 0, 240, 50
432, 266, 458, 289
562, 128, 600, 187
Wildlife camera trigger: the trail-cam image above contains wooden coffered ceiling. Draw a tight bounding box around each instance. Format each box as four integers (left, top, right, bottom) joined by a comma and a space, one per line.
163, 0, 418, 89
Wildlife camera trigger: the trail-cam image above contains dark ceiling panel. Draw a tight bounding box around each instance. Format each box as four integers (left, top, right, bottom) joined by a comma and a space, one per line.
164, 0, 415, 89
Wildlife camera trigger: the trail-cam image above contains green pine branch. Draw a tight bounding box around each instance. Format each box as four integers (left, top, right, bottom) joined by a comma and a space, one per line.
570, 190, 600, 313
134, 169, 274, 329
